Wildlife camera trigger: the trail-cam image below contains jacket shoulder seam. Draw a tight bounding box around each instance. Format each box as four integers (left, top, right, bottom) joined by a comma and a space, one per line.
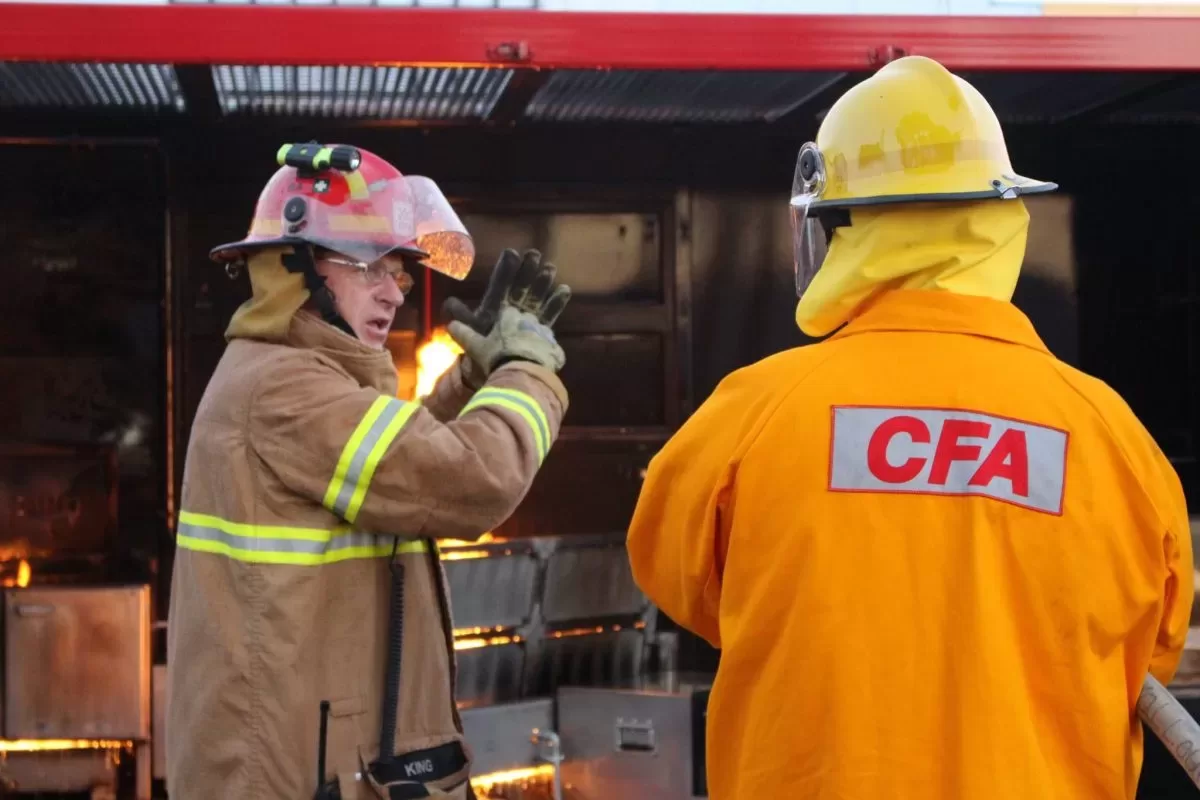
735, 340, 854, 462
1045, 358, 1175, 537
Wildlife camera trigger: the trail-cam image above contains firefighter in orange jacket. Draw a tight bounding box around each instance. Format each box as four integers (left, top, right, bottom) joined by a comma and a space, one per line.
626, 55, 1193, 800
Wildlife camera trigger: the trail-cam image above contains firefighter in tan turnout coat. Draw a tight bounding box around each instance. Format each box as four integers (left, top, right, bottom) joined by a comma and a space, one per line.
165, 143, 570, 800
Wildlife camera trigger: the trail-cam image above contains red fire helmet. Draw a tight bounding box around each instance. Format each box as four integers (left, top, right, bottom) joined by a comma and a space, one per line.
210, 143, 475, 280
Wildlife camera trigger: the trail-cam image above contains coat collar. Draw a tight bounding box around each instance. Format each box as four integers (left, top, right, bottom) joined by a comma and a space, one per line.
829, 290, 1050, 354
286, 310, 400, 396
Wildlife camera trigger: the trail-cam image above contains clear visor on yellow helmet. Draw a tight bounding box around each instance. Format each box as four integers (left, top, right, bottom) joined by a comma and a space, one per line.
789, 141, 830, 299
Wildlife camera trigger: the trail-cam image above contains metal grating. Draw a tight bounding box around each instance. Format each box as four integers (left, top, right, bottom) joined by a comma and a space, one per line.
523, 70, 845, 124
211, 64, 513, 120
0, 62, 185, 112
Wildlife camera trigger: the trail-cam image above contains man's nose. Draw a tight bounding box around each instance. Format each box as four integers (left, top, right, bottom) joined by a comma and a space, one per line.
378, 277, 405, 307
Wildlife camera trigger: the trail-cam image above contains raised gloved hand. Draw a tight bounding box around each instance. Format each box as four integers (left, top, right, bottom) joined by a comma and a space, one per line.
448, 305, 565, 376
442, 249, 571, 386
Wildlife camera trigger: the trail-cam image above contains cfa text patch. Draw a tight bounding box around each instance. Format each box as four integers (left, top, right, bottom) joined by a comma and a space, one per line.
828, 406, 1069, 515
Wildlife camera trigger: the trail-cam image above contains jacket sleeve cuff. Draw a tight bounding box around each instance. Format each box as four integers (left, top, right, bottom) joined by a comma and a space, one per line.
421, 357, 477, 422
492, 361, 569, 412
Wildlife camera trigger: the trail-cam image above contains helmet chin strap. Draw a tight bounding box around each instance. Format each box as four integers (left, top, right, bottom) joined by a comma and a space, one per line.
280, 244, 357, 340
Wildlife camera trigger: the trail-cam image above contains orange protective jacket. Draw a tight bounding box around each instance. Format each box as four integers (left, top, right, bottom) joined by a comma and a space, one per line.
627, 290, 1192, 800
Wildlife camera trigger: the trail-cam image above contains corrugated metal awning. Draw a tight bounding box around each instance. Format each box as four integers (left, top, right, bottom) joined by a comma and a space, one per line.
523, 71, 845, 124
2, 6, 1200, 126
0, 62, 186, 113
211, 65, 513, 120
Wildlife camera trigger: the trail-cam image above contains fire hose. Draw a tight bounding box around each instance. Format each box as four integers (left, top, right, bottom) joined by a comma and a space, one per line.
1139, 674, 1200, 789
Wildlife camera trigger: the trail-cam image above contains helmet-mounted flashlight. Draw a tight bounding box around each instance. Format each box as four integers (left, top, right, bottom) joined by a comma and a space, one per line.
276, 143, 362, 175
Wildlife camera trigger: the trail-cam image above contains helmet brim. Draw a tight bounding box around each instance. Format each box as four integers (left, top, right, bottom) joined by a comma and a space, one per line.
209, 237, 429, 265
808, 177, 1057, 215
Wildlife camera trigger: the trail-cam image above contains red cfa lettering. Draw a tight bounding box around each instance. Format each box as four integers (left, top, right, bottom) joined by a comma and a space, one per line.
832, 406, 1066, 515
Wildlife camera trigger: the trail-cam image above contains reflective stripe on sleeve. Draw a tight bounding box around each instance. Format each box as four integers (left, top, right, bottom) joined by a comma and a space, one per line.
323, 395, 420, 524
458, 386, 552, 464
176, 511, 427, 566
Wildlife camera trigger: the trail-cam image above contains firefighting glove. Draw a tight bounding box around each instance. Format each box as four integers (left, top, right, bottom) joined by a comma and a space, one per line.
442, 248, 572, 387
448, 305, 565, 376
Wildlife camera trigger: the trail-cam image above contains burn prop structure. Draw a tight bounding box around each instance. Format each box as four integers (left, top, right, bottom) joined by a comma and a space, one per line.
3, 5, 1200, 800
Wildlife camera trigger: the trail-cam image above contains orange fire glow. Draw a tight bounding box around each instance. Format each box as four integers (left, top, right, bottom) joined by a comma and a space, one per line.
438, 532, 509, 560
470, 764, 556, 792
415, 327, 463, 399
2, 559, 31, 588
454, 634, 521, 651
0, 739, 132, 753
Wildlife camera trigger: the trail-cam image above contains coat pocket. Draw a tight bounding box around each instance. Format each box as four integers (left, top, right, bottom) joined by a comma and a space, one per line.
325, 695, 368, 777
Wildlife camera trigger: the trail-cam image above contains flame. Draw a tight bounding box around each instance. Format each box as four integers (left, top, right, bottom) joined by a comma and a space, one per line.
471, 764, 556, 791
440, 550, 492, 561
0, 739, 132, 752
454, 625, 510, 637
454, 634, 520, 651
437, 532, 509, 560
0, 546, 30, 561
415, 327, 463, 399
2, 559, 31, 588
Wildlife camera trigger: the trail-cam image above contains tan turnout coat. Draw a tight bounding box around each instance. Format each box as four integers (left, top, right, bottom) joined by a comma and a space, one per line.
166, 309, 567, 799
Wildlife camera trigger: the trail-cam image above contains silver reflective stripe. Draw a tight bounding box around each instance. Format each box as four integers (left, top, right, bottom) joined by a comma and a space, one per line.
180, 520, 380, 555
324, 396, 419, 523
459, 387, 552, 463
175, 511, 427, 566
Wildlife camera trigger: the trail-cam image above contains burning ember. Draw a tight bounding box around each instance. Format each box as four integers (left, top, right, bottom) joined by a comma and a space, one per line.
454, 634, 521, 651
470, 764, 557, 799
438, 532, 510, 561
415, 327, 463, 399
1, 559, 31, 588
0, 739, 132, 753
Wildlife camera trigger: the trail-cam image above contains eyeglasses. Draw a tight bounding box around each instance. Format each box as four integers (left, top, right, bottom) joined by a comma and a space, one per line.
321, 254, 415, 295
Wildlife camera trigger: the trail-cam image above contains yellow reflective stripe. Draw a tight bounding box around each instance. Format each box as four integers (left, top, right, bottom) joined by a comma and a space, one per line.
179, 510, 349, 542
176, 510, 427, 566
459, 387, 551, 464
344, 402, 419, 524
324, 396, 391, 513
324, 396, 420, 524
344, 169, 370, 200
176, 535, 398, 566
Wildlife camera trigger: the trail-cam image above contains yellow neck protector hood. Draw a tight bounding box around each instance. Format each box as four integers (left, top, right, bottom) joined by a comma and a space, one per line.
225, 248, 311, 342
795, 198, 1030, 338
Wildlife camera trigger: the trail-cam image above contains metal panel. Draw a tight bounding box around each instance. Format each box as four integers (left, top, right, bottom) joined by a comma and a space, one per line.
455, 641, 527, 708
495, 437, 666, 538
542, 544, 647, 623
0, 443, 117, 559
526, 630, 646, 697
444, 551, 539, 632
3, 585, 151, 740
460, 698, 554, 777
448, 211, 664, 304
0, 749, 118, 794
211, 64, 512, 119
6, 6, 1200, 72
0, 62, 184, 111
556, 678, 712, 800
152, 664, 166, 780
525, 70, 843, 124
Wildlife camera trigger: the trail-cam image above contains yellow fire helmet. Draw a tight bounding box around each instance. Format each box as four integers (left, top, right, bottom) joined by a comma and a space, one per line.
789, 55, 1057, 303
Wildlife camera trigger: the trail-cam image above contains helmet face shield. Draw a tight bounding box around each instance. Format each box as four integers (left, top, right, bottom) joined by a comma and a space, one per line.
400, 175, 474, 280
277, 174, 474, 278
790, 142, 829, 298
